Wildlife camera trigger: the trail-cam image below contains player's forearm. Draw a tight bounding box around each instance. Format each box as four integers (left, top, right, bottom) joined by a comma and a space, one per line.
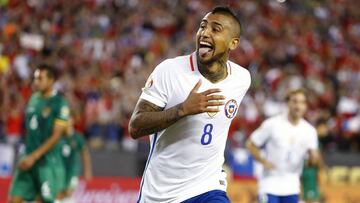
82, 148, 93, 176
308, 149, 321, 167
31, 125, 64, 161
246, 140, 266, 164
129, 103, 185, 139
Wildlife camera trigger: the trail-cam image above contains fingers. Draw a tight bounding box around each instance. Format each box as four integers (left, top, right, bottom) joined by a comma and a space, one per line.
207, 95, 226, 101
199, 101, 224, 113
206, 101, 224, 107
191, 80, 202, 92
202, 88, 222, 95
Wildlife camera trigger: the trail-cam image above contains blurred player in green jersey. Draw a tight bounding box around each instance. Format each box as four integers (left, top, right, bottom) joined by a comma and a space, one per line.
58, 116, 92, 203
301, 150, 326, 203
9, 64, 69, 203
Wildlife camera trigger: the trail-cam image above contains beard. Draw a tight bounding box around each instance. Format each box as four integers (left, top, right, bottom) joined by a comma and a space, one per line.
197, 50, 227, 65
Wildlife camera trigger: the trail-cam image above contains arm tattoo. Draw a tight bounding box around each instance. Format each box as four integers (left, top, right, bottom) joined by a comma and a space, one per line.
129, 99, 184, 138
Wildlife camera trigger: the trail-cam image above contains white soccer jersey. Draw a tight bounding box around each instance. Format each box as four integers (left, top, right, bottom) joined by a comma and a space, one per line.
137, 52, 251, 203
250, 114, 318, 196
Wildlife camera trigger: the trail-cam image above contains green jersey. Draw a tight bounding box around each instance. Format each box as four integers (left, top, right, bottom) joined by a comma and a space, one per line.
301, 166, 320, 200
61, 131, 86, 190
25, 91, 70, 162
61, 131, 86, 175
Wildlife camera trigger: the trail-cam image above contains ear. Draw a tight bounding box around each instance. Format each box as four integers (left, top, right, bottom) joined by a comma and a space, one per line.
229, 38, 240, 50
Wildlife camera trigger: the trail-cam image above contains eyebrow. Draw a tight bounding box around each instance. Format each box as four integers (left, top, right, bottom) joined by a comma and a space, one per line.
201, 19, 223, 28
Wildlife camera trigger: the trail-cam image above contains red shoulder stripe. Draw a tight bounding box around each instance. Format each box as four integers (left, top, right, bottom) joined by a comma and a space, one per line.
190, 54, 195, 71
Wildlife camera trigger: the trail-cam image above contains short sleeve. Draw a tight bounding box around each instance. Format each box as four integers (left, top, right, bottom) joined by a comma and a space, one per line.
250, 119, 272, 147
55, 97, 70, 126
308, 128, 318, 150
140, 60, 170, 108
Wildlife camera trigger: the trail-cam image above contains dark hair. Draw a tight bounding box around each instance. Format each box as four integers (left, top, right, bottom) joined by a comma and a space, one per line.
211, 6, 241, 37
36, 64, 57, 80
285, 88, 307, 101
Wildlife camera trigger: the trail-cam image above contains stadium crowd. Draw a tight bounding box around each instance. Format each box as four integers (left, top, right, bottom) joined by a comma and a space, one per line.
0, 0, 359, 152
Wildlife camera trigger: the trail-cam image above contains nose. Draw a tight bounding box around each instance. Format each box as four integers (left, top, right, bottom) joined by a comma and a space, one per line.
200, 26, 211, 38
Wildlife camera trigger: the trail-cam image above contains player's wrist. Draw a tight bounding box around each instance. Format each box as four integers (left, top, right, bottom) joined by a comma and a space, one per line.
259, 158, 268, 166
177, 103, 187, 117
31, 152, 40, 162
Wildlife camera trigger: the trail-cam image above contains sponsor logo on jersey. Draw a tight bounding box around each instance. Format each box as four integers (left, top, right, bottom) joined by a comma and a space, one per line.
142, 77, 154, 94
145, 78, 153, 88
207, 99, 219, 118
42, 107, 51, 118
224, 99, 238, 119
207, 111, 217, 117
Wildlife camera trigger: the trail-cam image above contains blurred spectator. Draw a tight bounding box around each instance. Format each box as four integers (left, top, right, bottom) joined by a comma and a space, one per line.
0, 0, 359, 152
4, 95, 23, 146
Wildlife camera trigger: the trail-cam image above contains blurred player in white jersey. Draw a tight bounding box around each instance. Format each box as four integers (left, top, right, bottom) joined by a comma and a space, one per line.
246, 89, 320, 203
129, 6, 251, 203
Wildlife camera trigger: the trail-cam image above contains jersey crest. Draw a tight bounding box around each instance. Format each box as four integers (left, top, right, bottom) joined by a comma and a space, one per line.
60, 106, 70, 119
42, 106, 51, 118
224, 99, 238, 119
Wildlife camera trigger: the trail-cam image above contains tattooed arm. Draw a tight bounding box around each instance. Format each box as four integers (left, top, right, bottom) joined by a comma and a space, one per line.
128, 80, 225, 139
128, 100, 183, 139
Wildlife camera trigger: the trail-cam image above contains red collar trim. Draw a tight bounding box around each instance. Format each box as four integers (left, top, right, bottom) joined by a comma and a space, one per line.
190, 54, 195, 72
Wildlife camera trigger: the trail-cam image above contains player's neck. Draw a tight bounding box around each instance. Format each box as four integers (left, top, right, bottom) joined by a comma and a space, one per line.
287, 114, 301, 125
40, 88, 55, 98
198, 60, 228, 83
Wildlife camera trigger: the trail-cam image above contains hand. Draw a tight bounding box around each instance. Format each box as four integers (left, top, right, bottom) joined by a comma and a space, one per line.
179, 80, 225, 116
305, 149, 320, 166
262, 160, 275, 170
18, 155, 36, 171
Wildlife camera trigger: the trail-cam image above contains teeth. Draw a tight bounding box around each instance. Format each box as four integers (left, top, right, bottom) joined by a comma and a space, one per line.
200, 41, 212, 47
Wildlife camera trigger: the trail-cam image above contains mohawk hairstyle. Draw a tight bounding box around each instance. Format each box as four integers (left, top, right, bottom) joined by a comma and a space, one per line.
211, 6, 241, 37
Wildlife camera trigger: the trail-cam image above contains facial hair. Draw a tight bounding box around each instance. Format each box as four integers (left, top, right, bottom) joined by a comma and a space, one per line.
198, 49, 227, 66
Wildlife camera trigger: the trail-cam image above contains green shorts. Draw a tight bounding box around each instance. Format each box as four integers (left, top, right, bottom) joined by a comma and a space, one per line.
301, 167, 320, 201
63, 157, 81, 191
65, 175, 79, 190
9, 159, 65, 202
64, 166, 79, 190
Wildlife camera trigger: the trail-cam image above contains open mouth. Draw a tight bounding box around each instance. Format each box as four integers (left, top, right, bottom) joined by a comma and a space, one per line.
198, 41, 214, 56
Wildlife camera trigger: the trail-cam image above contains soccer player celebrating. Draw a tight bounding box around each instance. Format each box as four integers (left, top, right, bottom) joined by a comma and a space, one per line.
129, 6, 251, 203
246, 89, 320, 203
9, 64, 70, 203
